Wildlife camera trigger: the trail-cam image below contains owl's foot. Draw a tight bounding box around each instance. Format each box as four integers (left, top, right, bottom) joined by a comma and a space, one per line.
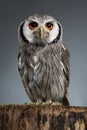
36, 99, 42, 105
24, 102, 36, 105
52, 102, 62, 105
42, 99, 52, 105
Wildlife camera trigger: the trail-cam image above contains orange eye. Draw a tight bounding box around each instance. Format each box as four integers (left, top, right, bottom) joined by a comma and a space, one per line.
29, 22, 38, 30
45, 22, 53, 30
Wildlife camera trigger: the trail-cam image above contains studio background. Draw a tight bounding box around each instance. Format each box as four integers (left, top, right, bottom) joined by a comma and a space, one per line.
0, 0, 87, 106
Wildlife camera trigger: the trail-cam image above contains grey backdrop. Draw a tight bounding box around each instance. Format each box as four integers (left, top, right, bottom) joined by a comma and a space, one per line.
0, 0, 87, 106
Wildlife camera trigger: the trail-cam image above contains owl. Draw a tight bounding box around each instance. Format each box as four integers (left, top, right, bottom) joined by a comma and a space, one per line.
18, 14, 70, 106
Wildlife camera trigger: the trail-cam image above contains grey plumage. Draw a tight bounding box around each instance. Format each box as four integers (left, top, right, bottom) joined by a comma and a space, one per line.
18, 14, 70, 105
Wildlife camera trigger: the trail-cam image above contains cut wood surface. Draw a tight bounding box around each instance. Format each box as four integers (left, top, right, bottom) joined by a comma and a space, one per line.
0, 104, 87, 130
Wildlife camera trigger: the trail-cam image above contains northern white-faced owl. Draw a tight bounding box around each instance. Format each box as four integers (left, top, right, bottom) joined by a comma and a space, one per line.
18, 14, 70, 105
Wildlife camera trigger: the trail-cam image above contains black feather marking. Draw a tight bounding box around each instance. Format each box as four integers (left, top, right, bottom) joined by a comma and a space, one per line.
20, 22, 29, 44
57, 23, 61, 40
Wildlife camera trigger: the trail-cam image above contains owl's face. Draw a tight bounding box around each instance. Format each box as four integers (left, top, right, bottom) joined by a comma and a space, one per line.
19, 14, 62, 46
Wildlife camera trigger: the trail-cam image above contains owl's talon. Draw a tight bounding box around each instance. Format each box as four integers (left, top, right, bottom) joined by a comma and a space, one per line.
42, 99, 52, 105
24, 102, 36, 105
36, 99, 42, 105
52, 102, 62, 105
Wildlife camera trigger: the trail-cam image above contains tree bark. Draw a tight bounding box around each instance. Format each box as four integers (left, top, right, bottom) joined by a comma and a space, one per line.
0, 104, 87, 130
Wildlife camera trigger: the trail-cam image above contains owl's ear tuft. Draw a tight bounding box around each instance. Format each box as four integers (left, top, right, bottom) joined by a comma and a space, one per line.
18, 21, 29, 44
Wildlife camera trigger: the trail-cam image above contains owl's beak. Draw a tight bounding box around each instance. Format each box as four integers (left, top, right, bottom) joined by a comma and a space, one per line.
39, 27, 44, 39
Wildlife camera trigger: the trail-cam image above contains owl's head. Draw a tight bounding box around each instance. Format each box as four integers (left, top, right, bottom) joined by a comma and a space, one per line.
18, 14, 63, 46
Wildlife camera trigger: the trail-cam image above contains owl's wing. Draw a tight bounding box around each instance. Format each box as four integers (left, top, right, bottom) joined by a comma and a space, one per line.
61, 45, 70, 105
18, 46, 33, 100
61, 45, 70, 95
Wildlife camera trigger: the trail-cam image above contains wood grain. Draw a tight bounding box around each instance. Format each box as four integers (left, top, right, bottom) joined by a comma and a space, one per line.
0, 104, 87, 130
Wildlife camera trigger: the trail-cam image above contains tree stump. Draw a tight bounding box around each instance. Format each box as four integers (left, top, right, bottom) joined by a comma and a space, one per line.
0, 104, 87, 130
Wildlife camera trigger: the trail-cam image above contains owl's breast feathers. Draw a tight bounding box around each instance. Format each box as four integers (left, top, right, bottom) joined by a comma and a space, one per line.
18, 43, 70, 102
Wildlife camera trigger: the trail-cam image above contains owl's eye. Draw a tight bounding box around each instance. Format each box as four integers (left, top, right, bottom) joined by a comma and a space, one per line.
29, 22, 38, 30
45, 22, 53, 30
